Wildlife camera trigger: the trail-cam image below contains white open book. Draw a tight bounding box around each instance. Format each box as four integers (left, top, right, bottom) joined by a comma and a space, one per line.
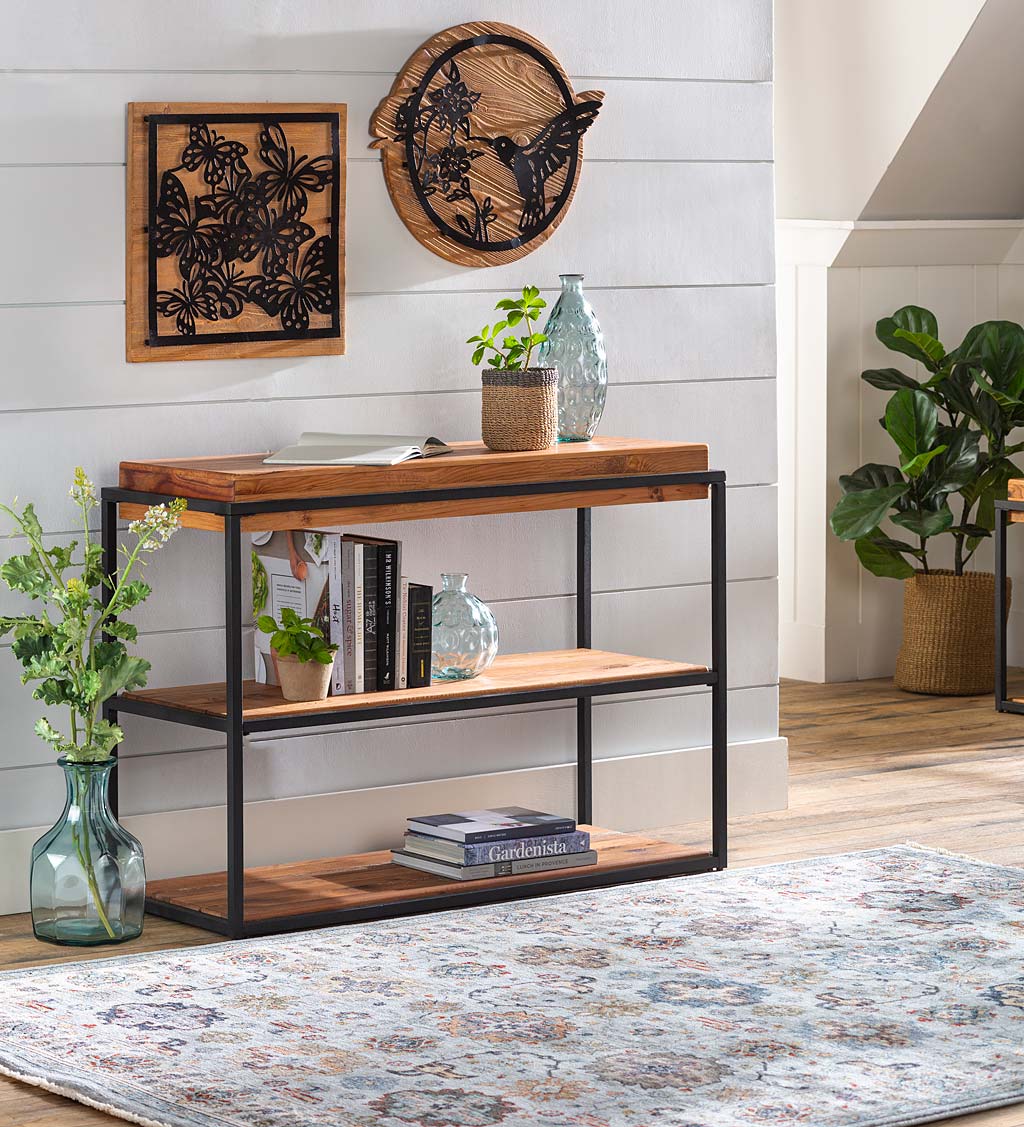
264, 433, 453, 467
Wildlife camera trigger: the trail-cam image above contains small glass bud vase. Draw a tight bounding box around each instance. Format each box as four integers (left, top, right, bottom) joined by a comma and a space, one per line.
431, 573, 499, 682
538, 274, 608, 442
30, 757, 145, 946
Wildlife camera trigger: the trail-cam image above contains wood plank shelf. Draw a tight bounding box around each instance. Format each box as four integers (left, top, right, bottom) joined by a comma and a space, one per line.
145, 828, 709, 930
121, 649, 709, 731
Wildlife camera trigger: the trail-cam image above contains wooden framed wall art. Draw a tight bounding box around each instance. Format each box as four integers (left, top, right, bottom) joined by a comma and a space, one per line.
370, 23, 602, 267
126, 102, 346, 362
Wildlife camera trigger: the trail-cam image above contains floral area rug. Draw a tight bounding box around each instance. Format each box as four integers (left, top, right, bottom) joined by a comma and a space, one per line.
0, 845, 1022, 1127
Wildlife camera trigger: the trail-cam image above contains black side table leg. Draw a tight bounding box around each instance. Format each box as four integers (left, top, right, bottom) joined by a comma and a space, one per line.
224, 515, 245, 937
101, 498, 119, 815
996, 505, 1009, 711
576, 508, 593, 824
710, 480, 728, 867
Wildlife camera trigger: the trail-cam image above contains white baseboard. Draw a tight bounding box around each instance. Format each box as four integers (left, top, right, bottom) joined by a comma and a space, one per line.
0, 738, 788, 916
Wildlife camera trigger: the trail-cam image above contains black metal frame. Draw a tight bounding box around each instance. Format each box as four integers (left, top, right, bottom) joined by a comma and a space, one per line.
101, 468, 728, 938
995, 500, 1021, 713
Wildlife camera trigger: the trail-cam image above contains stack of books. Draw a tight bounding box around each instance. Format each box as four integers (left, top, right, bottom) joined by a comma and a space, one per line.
251, 530, 432, 695
391, 806, 596, 881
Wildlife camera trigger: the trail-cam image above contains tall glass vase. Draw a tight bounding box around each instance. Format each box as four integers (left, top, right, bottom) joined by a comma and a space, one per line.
538, 274, 608, 442
30, 757, 145, 946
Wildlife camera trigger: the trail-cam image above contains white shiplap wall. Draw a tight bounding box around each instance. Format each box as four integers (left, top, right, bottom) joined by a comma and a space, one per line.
0, 2, 780, 870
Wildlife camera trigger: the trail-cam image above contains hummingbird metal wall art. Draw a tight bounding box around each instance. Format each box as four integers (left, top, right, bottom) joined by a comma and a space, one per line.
370, 23, 603, 268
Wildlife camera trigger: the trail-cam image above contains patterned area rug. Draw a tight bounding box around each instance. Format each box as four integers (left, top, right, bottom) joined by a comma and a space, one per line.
0, 845, 1022, 1127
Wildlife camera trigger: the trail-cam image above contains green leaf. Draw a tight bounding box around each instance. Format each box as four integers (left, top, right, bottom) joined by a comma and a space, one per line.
34, 717, 68, 750
922, 427, 980, 498
901, 444, 947, 479
19, 503, 43, 543
506, 310, 523, 326
861, 368, 922, 392
0, 553, 51, 597
838, 464, 905, 494
97, 653, 150, 701
471, 346, 484, 366
954, 321, 1024, 396
112, 579, 151, 611
90, 718, 124, 756
829, 483, 909, 540
876, 306, 943, 371
854, 536, 915, 579
891, 504, 954, 539
884, 388, 938, 462
892, 328, 945, 366
494, 299, 516, 310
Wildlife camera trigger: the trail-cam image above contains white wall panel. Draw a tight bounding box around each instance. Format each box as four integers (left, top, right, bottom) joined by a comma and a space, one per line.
0, 0, 779, 836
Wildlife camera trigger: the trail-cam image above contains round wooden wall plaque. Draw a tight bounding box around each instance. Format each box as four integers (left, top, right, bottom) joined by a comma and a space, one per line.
370, 22, 603, 267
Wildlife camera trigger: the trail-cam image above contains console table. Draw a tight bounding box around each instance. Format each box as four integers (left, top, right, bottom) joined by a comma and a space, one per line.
996, 481, 1023, 711
102, 436, 727, 938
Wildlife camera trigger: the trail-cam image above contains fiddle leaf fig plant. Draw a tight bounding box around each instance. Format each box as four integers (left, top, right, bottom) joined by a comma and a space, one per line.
467, 285, 547, 370
258, 607, 336, 665
831, 305, 1024, 577
0, 469, 186, 763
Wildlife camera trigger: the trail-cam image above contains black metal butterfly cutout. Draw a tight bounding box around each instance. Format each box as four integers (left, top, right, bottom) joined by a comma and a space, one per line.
179, 124, 249, 187
256, 122, 334, 218
153, 171, 226, 270
251, 235, 334, 332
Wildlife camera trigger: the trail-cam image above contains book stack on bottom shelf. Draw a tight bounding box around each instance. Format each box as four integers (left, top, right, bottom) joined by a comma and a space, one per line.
392, 806, 597, 882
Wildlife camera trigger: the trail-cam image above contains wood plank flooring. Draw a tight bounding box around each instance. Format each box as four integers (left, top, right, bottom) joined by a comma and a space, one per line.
1, 675, 1023, 1125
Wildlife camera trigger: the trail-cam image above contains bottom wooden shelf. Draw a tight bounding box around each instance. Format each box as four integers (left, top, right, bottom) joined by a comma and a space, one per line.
146, 827, 707, 925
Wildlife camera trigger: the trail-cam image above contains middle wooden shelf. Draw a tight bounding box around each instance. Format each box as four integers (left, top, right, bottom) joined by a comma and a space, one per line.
117, 648, 712, 734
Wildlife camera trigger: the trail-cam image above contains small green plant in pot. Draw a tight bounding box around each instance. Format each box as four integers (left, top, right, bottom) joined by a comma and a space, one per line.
468, 286, 556, 452
0, 469, 185, 944
258, 607, 337, 702
830, 307, 1022, 694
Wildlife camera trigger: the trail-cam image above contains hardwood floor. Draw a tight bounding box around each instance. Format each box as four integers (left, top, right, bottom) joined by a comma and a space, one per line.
1, 676, 1023, 1125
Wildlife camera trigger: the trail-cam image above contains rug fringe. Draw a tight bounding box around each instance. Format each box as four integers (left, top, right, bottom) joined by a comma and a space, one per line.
902, 841, 1023, 872
0, 1057, 172, 1127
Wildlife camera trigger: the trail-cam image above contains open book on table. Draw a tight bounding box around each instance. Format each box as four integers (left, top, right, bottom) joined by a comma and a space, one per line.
264, 433, 453, 467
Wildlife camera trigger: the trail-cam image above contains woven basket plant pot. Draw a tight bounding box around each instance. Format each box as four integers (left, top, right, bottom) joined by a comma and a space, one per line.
481, 367, 558, 452
894, 569, 1011, 696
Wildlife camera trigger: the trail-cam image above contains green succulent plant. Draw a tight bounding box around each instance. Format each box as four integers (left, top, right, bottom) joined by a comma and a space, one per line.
467, 285, 548, 370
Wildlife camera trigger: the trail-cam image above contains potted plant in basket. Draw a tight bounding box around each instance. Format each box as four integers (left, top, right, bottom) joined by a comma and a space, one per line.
0, 470, 185, 944
830, 307, 1024, 694
468, 285, 555, 452
258, 607, 337, 702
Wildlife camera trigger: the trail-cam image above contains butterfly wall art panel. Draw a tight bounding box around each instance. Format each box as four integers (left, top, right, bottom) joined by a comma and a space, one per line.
126, 103, 346, 362
370, 23, 602, 267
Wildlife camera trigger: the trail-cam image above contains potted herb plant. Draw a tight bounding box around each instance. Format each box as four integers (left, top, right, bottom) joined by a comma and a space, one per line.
830, 307, 1021, 694
257, 607, 337, 702
468, 285, 555, 452
0, 470, 185, 944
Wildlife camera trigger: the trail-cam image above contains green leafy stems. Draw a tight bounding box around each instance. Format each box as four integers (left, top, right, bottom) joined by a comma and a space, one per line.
467, 286, 548, 370
257, 607, 337, 665
0, 468, 187, 764
829, 306, 1024, 579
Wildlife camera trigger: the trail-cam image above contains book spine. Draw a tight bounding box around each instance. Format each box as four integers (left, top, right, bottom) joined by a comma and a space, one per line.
377, 542, 398, 691
363, 545, 379, 692
497, 850, 597, 876
405, 818, 578, 844
341, 539, 356, 694
397, 577, 409, 690
461, 831, 591, 865
353, 544, 364, 693
327, 534, 345, 696
406, 583, 433, 688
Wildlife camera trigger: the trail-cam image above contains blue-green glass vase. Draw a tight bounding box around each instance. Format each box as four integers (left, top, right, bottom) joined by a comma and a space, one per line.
538, 274, 608, 442
30, 757, 145, 946
431, 573, 499, 681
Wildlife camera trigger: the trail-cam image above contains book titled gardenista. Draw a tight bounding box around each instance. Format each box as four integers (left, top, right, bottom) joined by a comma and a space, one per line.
391, 849, 599, 881
404, 829, 591, 867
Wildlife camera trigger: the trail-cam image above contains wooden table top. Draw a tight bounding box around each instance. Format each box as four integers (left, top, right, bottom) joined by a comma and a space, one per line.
118, 436, 710, 503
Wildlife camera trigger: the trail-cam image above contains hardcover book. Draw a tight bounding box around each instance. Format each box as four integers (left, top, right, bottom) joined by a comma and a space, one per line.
404, 829, 591, 866
406, 806, 577, 844
406, 582, 433, 688
362, 543, 378, 692
377, 540, 400, 690
391, 848, 598, 881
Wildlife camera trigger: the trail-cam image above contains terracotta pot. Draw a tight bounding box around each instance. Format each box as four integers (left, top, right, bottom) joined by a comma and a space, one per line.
481, 367, 558, 452
275, 653, 333, 702
894, 569, 1011, 696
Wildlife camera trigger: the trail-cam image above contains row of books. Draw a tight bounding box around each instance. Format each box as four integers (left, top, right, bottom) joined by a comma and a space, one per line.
326, 535, 432, 693
391, 806, 596, 881
251, 530, 432, 695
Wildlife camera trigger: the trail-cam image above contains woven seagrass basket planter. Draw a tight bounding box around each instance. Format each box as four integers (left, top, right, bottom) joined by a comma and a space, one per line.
481, 367, 558, 452
894, 569, 1011, 696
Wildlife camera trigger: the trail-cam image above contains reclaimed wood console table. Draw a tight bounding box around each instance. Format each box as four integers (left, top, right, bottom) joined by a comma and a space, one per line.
102, 437, 727, 938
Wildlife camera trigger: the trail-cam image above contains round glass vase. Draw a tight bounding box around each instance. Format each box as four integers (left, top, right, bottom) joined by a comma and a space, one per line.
30, 757, 146, 946
538, 274, 608, 442
431, 573, 499, 682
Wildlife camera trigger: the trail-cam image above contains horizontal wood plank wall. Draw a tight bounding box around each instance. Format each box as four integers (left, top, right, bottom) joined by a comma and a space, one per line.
0, 0, 779, 835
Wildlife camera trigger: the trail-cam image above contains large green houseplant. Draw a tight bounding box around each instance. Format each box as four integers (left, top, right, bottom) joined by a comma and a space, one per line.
0, 470, 185, 944
830, 307, 1021, 694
